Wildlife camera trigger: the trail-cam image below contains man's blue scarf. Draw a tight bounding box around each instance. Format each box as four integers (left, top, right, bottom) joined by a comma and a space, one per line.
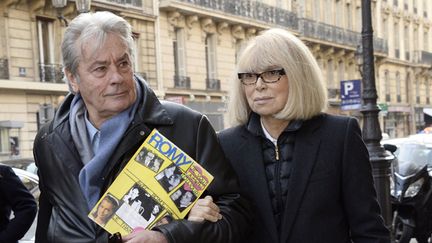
70, 80, 142, 209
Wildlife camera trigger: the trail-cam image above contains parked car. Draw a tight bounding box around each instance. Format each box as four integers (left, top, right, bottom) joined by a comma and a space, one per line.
0, 158, 37, 175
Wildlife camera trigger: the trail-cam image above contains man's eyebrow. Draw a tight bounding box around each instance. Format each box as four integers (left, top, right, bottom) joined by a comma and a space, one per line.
117, 53, 130, 62
88, 60, 108, 70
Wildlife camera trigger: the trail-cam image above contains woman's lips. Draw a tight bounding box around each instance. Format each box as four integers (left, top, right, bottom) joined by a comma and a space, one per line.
254, 96, 273, 105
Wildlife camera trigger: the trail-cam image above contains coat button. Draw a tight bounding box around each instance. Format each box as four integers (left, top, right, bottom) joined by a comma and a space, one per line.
139, 131, 145, 136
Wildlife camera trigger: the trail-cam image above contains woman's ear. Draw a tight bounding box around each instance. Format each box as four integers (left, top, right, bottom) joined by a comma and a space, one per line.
65, 70, 79, 93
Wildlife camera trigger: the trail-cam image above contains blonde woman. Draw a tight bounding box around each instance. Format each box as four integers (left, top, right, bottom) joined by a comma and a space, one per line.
218, 28, 390, 243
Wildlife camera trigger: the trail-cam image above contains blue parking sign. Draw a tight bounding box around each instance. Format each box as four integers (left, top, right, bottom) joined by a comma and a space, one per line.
340, 79, 362, 110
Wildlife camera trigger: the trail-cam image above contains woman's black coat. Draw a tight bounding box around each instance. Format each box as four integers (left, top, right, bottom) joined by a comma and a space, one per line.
218, 114, 390, 243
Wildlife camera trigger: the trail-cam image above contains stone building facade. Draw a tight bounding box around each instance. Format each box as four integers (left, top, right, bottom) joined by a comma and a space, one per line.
0, 0, 431, 160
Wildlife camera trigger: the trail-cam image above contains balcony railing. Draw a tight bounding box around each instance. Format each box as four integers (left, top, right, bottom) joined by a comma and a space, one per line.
39, 64, 64, 83
174, 75, 191, 88
206, 78, 220, 90
176, 0, 298, 30
412, 50, 432, 65
298, 18, 388, 53
99, 0, 142, 7
0, 58, 9, 79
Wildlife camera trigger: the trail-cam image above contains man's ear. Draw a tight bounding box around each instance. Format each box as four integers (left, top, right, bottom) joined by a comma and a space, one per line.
65, 69, 79, 93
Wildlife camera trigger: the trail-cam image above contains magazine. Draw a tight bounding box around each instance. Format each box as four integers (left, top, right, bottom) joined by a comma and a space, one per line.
88, 129, 214, 235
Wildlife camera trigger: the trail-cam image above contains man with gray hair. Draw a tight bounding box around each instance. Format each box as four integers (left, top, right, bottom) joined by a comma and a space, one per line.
33, 11, 250, 243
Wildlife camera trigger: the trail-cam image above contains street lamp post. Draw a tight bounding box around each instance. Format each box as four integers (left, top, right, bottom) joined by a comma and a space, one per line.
359, 0, 394, 230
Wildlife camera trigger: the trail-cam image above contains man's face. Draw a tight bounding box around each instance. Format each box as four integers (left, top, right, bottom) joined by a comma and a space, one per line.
67, 33, 136, 127
97, 199, 114, 221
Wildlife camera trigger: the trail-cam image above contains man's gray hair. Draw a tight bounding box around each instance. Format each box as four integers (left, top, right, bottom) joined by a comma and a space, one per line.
61, 11, 135, 87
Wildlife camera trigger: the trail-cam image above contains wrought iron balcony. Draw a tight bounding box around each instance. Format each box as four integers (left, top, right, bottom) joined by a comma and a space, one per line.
174, 75, 191, 88
298, 18, 388, 53
0, 58, 9, 79
206, 78, 220, 90
175, 0, 298, 30
98, 0, 142, 7
39, 63, 64, 83
412, 50, 432, 65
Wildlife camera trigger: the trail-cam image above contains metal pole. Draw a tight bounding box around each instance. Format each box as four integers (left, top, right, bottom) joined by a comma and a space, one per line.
360, 0, 394, 230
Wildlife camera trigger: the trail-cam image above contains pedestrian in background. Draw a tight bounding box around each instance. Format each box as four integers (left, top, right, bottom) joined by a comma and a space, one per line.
0, 164, 37, 243
218, 28, 390, 243
33, 11, 250, 243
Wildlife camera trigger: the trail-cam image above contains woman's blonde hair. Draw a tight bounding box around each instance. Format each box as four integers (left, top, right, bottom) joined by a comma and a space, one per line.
228, 28, 328, 126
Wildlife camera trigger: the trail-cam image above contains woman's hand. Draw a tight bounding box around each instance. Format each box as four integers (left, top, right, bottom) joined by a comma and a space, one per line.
187, 195, 222, 222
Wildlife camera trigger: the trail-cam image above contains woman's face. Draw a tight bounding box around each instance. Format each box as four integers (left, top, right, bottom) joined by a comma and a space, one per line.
242, 68, 289, 119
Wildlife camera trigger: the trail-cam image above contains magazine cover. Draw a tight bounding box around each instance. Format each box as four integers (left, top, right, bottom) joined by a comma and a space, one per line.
88, 129, 214, 235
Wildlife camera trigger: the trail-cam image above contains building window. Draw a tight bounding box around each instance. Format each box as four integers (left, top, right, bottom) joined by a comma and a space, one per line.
337, 60, 344, 86
394, 22, 400, 58
313, 0, 321, 21
325, 0, 333, 24
427, 79, 430, 104
0, 121, 23, 159
346, 3, 352, 30
416, 78, 420, 103
336, 0, 343, 28
327, 59, 334, 88
404, 26, 409, 60
104, 0, 142, 7
173, 28, 189, 88
405, 73, 410, 103
356, 5, 361, 32
37, 104, 55, 131
396, 72, 401, 102
424, 31, 429, 51
37, 18, 62, 83
132, 32, 140, 74
0, 127, 9, 155
235, 39, 244, 64
205, 34, 219, 90
385, 71, 391, 102
382, 18, 387, 40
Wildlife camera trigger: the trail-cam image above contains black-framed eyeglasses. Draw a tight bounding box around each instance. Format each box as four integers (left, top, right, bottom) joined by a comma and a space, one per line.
238, 69, 286, 85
